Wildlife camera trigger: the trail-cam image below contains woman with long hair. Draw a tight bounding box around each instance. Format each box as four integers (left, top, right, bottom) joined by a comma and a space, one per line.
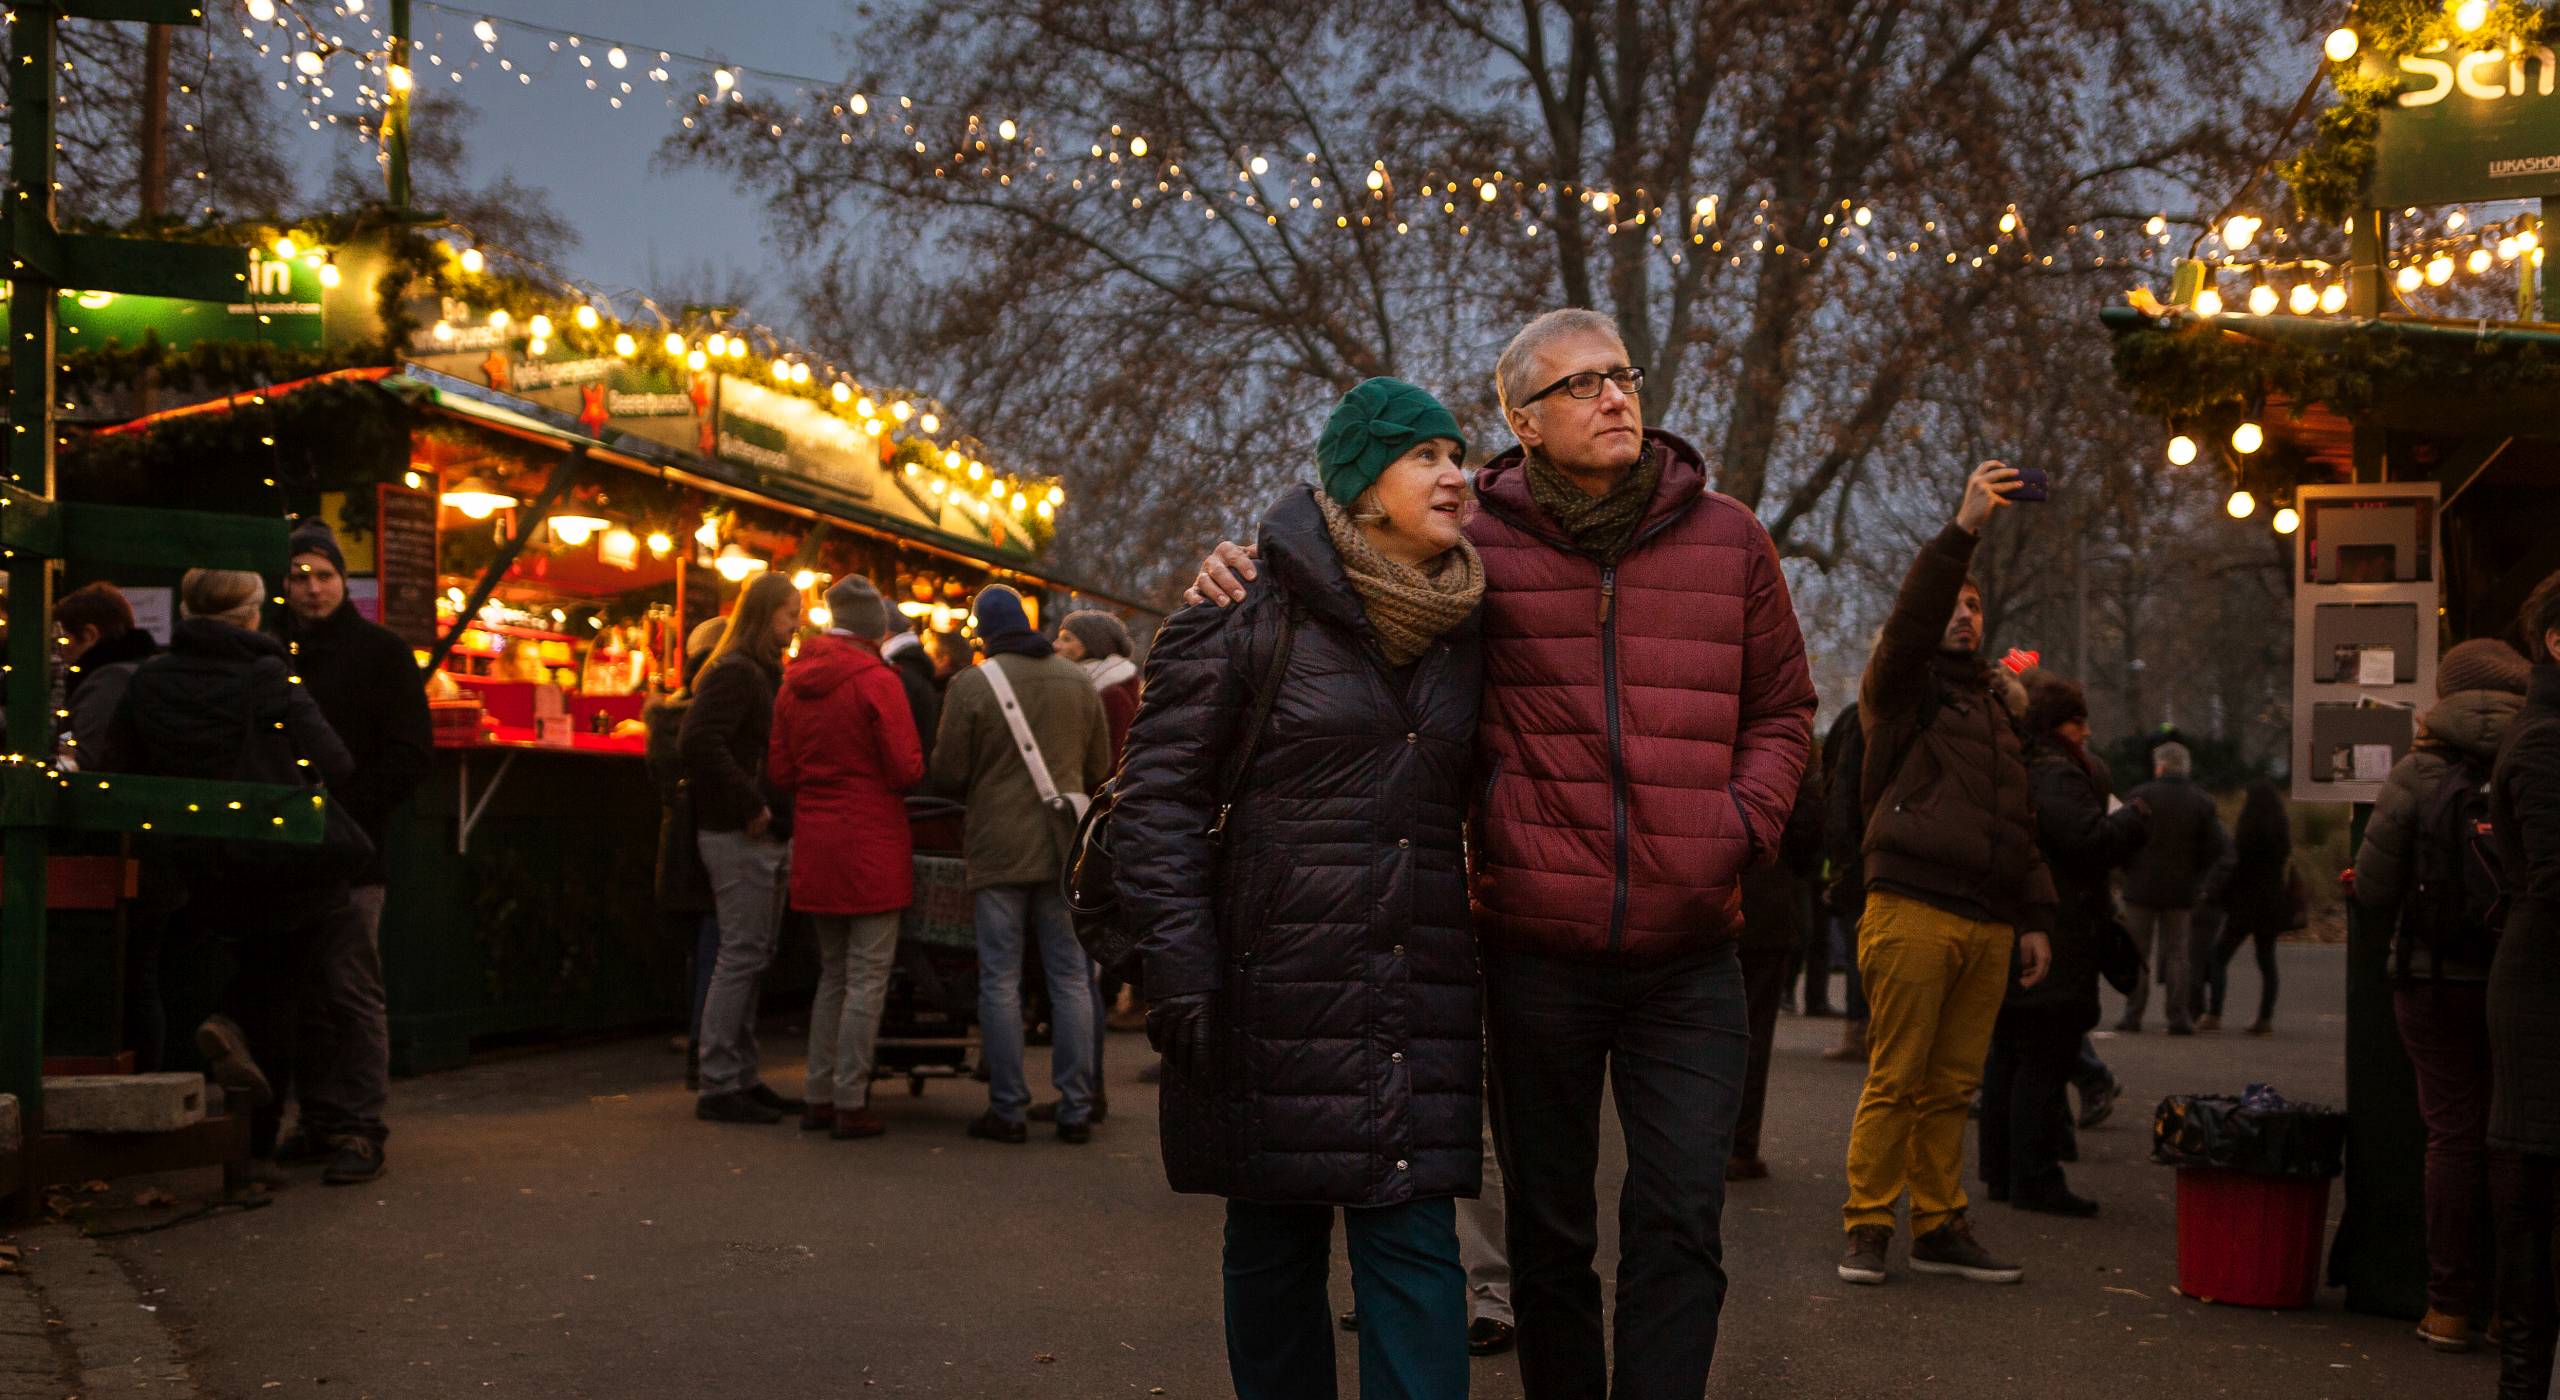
1115, 377, 1485, 1400
681, 569, 808, 1124
2212, 780, 2297, 1035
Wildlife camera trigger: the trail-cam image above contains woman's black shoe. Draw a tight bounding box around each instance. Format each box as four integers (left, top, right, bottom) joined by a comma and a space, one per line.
1468, 1319, 1516, 1356
2011, 1188, 2101, 1218
696, 1091, 783, 1124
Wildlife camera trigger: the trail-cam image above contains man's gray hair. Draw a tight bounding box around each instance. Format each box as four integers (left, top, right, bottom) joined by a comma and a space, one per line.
1495, 308, 1624, 414
2153, 741, 2192, 777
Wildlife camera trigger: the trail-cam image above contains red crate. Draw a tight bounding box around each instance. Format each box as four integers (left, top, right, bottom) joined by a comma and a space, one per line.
2174, 1168, 2331, 1309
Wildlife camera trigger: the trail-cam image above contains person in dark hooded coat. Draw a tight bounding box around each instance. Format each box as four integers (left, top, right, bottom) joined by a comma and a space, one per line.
1117, 378, 1484, 1400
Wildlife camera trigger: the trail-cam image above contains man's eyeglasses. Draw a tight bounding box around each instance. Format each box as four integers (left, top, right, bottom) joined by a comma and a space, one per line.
1519, 365, 1645, 408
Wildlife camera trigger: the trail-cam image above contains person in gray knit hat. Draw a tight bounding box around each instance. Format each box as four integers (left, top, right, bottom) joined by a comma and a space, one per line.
823, 574, 891, 639
2354, 635, 2531, 1352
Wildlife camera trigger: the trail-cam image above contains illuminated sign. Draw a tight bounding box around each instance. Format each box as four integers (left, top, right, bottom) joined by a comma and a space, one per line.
2371, 45, 2560, 204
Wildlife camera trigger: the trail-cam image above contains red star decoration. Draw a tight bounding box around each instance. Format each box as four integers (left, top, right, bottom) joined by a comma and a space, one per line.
578, 384, 610, 437
480, 349, 510, 391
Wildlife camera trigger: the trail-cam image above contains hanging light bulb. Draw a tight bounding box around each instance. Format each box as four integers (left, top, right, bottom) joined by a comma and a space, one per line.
729, 337, 749, 360
441, 475, 519, 520
458, 247, 484, 274
1249, 155, 1269, 175
387, 63, 412, 92
2456, 0, 2490, 33
1130, 136, 1149, 157
713, 68, 736, 93
2225, 489, 2257, 520
2427, 254, 2456, 285
2288, 283, 2318, 315
528, 314, 553, 340
771, 359, 794, 385
575, 305, 600, 330
1368, 170, 1388, 192
430, 319, 455, 343
696, 514, 722, 549
1046, 485, 1066, 507
2468, 248, 2494, 275
714, 542, 766, 582
487, 309, 510, 332
2319, 282, 2348, 314
2272, 506, 2301, 535
247, 0, 276, 19
687, 349, 708, 371
607, 46, 628, 69
2397, 264, 2426, 293
273, 235, 297, 260
920, 412, 941, 435
998, 118, 1018, 141
2449, 210, 2470, 232
645, 531, 674, 558
318, 259, 342, 288
547, 511, 608, 546
891, 400, 913, 422
831, 381, 853, 404
2247, 283, 2279, 316
294, 50, 326, 76
613, 332, 637, 357
1998, 210, 2018, 234
855, 396, 876, 418
2166, 434, 2198, 466
791, 569, 820, 592
472, 17, 498, 44
2324, 27, 2359, 62
2222, 214, 2259, 250
2232, 421, 2265, 455
2193, 287, 2224, 316
528, 337, 547, 357
790, 362, 811, 385
706, 333, 730, 358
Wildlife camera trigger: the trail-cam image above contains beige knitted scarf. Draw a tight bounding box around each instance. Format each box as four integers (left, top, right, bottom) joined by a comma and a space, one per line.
1314, 488, 1485, 667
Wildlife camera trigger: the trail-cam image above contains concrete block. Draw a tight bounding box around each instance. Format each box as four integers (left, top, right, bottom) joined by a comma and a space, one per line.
40, 1074, 205, 1134
0, 1092, 16, 1153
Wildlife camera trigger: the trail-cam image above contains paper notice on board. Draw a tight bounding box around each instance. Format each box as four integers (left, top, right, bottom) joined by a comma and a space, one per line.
124, 586, 173, 645
2357, 646, 2396, 687
2352, 744, 2395, 781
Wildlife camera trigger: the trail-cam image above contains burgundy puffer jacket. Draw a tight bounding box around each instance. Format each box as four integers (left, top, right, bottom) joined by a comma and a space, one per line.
1468, 430, 1818, 962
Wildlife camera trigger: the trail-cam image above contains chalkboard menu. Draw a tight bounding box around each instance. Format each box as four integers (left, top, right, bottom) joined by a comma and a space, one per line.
374, 484, 441, 651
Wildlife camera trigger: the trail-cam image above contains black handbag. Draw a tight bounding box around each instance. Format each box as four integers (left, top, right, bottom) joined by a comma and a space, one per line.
2099, 912, 2145, 997
1065, 600, 1298, 972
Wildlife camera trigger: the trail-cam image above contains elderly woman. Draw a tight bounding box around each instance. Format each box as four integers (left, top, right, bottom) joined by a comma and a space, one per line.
1116, 378, 1485, 1400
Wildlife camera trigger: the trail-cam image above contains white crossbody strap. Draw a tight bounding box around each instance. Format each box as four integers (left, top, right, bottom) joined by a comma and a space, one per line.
979, 658, 1089, 819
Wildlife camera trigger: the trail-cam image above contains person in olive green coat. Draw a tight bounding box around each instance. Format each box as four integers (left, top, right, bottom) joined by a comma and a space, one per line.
929, 585, 1113, 1143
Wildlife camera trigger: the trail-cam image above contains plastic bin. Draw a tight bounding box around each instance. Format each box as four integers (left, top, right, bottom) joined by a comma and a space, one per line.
2173, 1167, 2332, 1308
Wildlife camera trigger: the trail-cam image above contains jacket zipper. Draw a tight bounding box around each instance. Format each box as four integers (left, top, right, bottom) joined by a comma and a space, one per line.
1602, 565, 1629, 953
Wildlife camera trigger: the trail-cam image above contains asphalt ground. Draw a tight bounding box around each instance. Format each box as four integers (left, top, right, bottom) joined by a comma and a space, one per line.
73, 942, 2499, 1399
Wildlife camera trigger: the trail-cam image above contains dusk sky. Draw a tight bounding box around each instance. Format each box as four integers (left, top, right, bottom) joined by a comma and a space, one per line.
278, 0, 862, 325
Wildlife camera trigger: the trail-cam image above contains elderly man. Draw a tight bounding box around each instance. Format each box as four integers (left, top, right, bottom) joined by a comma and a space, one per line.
1195, 308, 1816, 1398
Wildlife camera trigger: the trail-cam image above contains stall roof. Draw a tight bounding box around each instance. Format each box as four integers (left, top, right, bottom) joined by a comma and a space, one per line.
94, 362, 1157, 617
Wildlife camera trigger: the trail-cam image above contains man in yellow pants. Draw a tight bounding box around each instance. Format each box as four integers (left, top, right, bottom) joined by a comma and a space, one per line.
1837, 461, 2056, 1286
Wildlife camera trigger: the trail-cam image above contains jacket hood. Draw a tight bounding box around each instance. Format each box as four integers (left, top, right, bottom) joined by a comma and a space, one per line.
1255, 487, 1379, 638
2423, 687, 2522, 760
785, 632, 882, 700
1473, 428, 1711, 546
172, 616, 289, 663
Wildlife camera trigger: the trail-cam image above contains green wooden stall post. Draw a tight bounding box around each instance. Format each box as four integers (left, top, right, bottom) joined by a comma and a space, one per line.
3, 4, 334, 1195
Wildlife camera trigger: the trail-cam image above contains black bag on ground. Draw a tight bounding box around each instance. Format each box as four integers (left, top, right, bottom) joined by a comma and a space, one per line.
2152, 1089, 2346, 1179
2394, 757, 2506, 979
1064, 601, 1298, 972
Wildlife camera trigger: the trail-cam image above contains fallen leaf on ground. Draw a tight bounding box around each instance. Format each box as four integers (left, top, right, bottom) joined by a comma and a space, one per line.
2104, 1286, 2151, 1299
1034, 1353, 1056, 1364
134, 1187, 177, 1208
0, 1243, 21, 1273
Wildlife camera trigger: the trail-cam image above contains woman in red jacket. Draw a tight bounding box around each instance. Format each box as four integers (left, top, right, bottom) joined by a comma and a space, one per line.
770, 575, 928, 1139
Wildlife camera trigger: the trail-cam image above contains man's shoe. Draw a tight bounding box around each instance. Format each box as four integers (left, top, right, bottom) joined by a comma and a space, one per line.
2197, 1013, 2222, 1032
831, 1108, 887, 1140
195, 1014, 273, 1108
274, 1130, 333, 1166
1028, 1095, 1109, 1125
1909, 1215, 2025, 1283
2417, 1308, 2473, 1352
2167, 1023, 2196, 1037
745, 1083, 807, 1115
2078, 1077, 2123, 1131
966, 1111, 1027, 1144
2011, 1187, 2100, 1218
321, 1137, 386, 1186
1057, 1120, 1093, 1145
696, 1090, 784, 1124
1468, 1318, 1516, 1356
801, 1107, 836, 1132
1725, 1154, 1769, 1181
1838, 1226, 1892, 1285
2246, 1019, 2274, 1036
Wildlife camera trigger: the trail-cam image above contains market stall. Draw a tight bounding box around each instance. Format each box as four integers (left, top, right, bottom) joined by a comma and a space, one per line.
56, 230, 1153, 1074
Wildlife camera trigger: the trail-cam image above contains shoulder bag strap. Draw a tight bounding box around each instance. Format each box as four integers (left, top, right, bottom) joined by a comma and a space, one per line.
980, 658, 1084, 817
1207, 598, 1299, 839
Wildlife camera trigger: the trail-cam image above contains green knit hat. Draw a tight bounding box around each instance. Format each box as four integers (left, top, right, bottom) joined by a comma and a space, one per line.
1316, 377, 1466, 506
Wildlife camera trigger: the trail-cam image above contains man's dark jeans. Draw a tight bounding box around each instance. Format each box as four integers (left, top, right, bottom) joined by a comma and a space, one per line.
1980, 1002, 2087, 1200
2396, 981, 2494, 1317
1485, 941, 1749, 1400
